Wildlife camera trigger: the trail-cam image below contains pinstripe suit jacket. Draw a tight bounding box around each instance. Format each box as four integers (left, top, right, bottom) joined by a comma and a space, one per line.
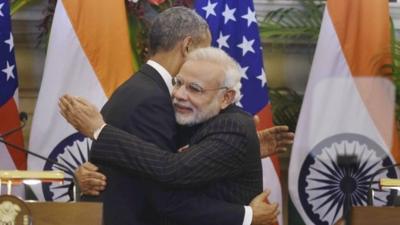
87, 64, 245, 225
91, 104, 263, 220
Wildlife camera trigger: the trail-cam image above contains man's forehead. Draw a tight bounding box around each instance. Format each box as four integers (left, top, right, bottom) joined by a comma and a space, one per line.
180, 60, 223, 83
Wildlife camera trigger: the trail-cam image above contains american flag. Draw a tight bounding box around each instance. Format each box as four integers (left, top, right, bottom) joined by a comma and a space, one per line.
0, 0, 26, 175
195, 1, 282, 224
195, 0, 269, 115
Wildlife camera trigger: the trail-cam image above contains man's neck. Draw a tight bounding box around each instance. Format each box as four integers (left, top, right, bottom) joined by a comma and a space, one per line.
150, 51, 182, 77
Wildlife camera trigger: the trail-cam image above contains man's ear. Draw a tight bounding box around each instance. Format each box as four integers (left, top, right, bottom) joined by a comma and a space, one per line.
221, 90, 236, 110
182, 36, 192, 57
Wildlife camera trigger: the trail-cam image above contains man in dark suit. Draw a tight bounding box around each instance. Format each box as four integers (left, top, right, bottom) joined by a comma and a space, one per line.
64, 7, 280, 225
60, 47, 280, 225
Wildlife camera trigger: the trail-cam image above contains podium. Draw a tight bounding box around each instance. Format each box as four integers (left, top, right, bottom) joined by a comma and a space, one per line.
0, 171, 102, 224
26, 202, 102, 225
0, 195, 102, 225
349, 207, 400, 225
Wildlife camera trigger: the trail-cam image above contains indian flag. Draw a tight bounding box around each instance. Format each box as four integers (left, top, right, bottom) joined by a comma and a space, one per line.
28, 0, 135, 201
289, 0, 400, 224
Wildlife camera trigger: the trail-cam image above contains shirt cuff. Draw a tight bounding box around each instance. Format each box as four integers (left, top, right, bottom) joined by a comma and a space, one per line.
242, 206, 253, 225
93, 124, 107, 140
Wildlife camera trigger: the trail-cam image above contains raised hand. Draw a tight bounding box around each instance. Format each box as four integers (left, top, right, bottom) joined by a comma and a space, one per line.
58, 94, 105, 139
257, 125, 294, 158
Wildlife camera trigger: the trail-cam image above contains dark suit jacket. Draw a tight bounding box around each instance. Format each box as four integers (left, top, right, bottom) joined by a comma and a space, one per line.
90, 104, 263, 224
87, 64, 245, 225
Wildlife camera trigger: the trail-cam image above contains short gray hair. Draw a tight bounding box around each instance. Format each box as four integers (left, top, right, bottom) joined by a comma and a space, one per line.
187, 47, 242, 103
148, 7, 209, 55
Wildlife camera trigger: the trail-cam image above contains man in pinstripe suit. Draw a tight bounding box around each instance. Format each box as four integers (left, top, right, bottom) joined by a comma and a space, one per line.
60, 47, 280, 225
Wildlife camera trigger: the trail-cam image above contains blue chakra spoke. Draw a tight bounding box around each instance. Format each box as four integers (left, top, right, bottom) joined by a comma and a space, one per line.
331, 195, 344, 225
354, 150, 374, 177
310, 166, 342, 182
355, 160, 381, 180
308, 185, 340, 192
321, 192, 344, 224
323, 150, 345, 178
357, 182, 369, 189
356, 179, 367, 188
58, 156, 76, 173
86, 140, 91, 156
357, 175, 372, 184
354, 154, 368, 178
352, 191, 366, 206
312, 189, 343, 212
54, 191, 70, 200
65, 171, 74, 177
78, 139, 89, 163
53, 165, 71, 175
353, 186, 368, 198
67, 147, 82, 167
357, 175, 379, 188
374, 195, 387, 204
52, 184, 71, 190
352, 192, 367, 205
309, 187, 342, 202
326, 194, 345, 224
321, 190, 344, 220
308, 177, 339, 185
325, 149, 345, 177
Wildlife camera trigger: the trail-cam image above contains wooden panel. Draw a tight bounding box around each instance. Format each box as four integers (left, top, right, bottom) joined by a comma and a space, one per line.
350, 207, 400, 225
26, 202, 102, 225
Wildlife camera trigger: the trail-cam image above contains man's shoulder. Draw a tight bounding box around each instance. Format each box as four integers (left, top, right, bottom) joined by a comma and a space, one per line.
118, 67, 162, 90
198, 105, 250, 134
100, 66, 172, 119
198, 105, 257, 139
108, 68, 168, 102
215, 105, 253, 125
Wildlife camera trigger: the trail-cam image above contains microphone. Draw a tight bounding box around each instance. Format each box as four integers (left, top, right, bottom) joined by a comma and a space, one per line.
0, 112, 28, 138
367, 162, 400, 206
0, 134, 81, 201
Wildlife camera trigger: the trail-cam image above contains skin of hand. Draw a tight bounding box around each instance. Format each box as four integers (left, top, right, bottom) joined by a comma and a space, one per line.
250, 190, 280, 225
75, 162, 107, 196
254, 116, 295, 158
58, 94, 106, 139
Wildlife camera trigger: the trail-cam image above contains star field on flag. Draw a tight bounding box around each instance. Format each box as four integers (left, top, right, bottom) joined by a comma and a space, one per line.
0, 0, 18, 107
195, 0, 269, 115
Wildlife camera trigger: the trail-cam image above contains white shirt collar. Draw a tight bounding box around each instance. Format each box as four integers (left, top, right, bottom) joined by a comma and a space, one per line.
147, 60, 173, 95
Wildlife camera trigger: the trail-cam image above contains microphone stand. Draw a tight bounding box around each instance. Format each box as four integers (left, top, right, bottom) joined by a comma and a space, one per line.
1, 112, 28, 138
0, 138, 80, 201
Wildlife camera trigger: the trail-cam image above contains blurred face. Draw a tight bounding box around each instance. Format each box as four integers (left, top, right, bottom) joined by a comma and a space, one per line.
172, 60, 228, 126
